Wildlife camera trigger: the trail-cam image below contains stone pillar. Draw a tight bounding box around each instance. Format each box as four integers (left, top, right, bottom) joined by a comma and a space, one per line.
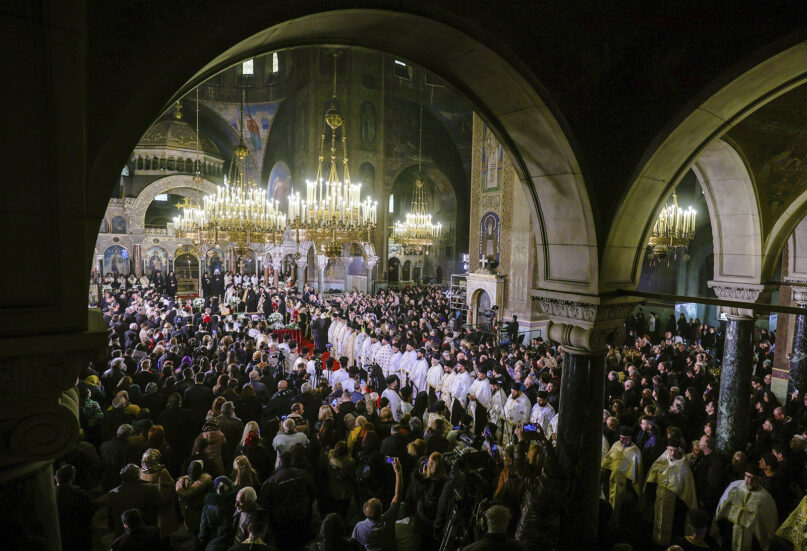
316, 254, 328, 292
537, 293, 639, 548
789, 288, 807, 395
295, 259, 308, 294
716, 314, 755, 457
708, 281, 768, 458
133, 244, 142, 278
366, 255, 379, 295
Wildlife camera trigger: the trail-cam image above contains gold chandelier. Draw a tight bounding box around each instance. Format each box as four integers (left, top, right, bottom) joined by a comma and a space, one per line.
286, 51, 377, 256
174, 88, 286, 248
647, 191, 696, 262
392, 101, 441, 252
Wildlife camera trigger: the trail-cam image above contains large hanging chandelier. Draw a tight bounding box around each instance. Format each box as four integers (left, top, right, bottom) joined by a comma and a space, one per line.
647, 191, 696, 264
287, 51, 377, 266
392, 101, 441, 253
174, 88, 286, 248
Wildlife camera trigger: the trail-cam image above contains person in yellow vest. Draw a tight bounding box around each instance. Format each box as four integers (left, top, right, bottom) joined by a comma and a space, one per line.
713, 464, 778, 551
644, 438, 698, 546
602, 426, 644, 508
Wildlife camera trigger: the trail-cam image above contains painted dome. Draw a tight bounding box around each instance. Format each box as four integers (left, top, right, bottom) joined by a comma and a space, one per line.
138, 117, 221, 159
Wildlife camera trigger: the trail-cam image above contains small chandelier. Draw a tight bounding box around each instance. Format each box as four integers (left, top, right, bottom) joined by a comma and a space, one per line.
174, 88, 286, 248
392, 100, 441, 252
286, 51, 377, 247
647, 191, 696, 264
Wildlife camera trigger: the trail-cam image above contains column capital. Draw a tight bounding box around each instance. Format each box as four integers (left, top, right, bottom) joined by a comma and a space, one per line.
365, 255, 379, 271
707, 280, 770, 318
0, 310, 107, 467
533, 291, 642, 353
294, 258, 308, 269
783, 279, 807, 306
315, 254, 329, 271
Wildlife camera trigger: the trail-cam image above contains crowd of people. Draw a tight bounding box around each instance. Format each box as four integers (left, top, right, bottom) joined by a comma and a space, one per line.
58, 279, 807, 550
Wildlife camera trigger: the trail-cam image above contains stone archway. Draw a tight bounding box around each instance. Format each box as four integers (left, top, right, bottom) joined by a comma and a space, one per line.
88, 10, 597, 296
691, 139, 762, 284
602, 41, 807, 290
763, 189, 807, 280
131, 175, 218, 230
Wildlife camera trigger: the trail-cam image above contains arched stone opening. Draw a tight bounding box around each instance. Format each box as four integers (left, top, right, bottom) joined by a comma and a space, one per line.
691, 139, 762, 284
131, 174, 219, 230
602, 41, 807, 290
87, 9, 596, 296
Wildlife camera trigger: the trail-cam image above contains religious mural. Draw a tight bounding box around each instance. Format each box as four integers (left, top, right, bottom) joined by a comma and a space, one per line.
361, 101, 377, 146
104, 245, 130, 275
204, 99, 281, 183
479, 211, 501, 263
481, 126, 503, 192
268, 161, 292, 211
144, 246, 169, 276
206, 247, 225, 275
110, 216, 127, 234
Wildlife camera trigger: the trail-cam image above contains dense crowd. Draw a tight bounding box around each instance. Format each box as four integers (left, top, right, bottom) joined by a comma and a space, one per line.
57, 280, 807, 551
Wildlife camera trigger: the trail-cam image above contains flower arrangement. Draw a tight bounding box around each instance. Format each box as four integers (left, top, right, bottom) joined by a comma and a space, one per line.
192, 297, 205, 311
267, 312, 285, 330
227, 295, 241, 310
284, 322, 299, 330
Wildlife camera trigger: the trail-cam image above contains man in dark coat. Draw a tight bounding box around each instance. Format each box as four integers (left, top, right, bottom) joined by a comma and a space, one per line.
184, 372, 215, 422
107, 464, 161, 536
156, 392, 199, 460
110, 508, 161, 551
260, 452, 316, 551
166, 271, 178, 297
100, 424, 141, 491
55, 465, 96, 551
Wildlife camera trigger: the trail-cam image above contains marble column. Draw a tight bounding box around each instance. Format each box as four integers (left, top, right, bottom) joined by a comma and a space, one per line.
366, 255, 379, 295
789, 289, 807, 395
295, 260, 308, 294
556, 347, 606, 548
538, 294, 639, 549
316, 255, 328, 292
716, 314, 755, 457
133, 244, 142, 277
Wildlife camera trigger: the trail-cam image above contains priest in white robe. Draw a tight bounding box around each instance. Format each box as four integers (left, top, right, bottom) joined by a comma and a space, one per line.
448, 363, 472, 425
602, 426, 644, 508
388, 342, 403, 385
408, 348, 428, 396
467, 369, 492, 435
713, 465, 778, 551
380, 375, 404, 422
529, 390, 555, 434
502, 384, 531, 447
425, 356, 445, 403
487, 378, 508, 442
644, 438, 698, 546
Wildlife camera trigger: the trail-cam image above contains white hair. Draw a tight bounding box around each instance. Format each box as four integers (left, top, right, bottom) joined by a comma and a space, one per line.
237, 486, 257, 504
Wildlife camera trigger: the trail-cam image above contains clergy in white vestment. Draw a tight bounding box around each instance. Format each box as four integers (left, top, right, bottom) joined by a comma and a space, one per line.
426, 356, 445, 402
381, 375, 404, 422
502, 384, 531, 446
487, 378, 508, 441
388, 342, 403, 384
408, 348, 428, 396
398, 342, 418, 384
602, 427, 644, 508
713, 465, 778, 551
448, 363, 472, 425
353, 330, 368, 368
776, 494, 807, 551
644, 439, 698, 546
529, 390, 555, 433
374, 335, 394, 376
467, 369, 492, 433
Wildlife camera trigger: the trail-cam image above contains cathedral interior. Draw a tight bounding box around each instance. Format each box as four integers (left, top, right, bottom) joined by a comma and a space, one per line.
8, 2, 807, 550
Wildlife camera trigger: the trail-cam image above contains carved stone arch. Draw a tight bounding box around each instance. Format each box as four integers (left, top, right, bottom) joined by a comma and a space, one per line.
763, 189, 807, 281
131, 174, 218, 230
603, 41, 807, 290
90, 10, 596, 295
691, 139, 762, 284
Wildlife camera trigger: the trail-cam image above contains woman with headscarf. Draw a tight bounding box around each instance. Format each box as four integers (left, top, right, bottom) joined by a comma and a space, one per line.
237, 430, 274, 482
200, 419, 227, 477
140, 448, 178, 541
176, 459, 213, 541
199, 475, 236, 551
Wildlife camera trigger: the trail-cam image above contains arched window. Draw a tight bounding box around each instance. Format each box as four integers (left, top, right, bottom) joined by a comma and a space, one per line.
389, 194, 394, 213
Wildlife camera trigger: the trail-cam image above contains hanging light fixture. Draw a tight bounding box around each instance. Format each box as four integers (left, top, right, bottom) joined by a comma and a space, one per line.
286, 50, 377, 268
174, 86, 286, 249
171, 87, 205, 245
647, 190, 696, 265
392, 97, 442, 253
